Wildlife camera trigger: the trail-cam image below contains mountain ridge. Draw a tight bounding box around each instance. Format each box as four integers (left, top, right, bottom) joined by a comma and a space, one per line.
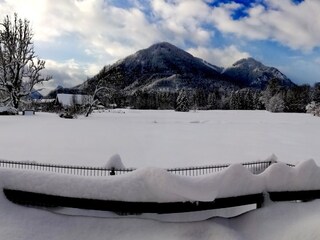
78, 42, 295, 96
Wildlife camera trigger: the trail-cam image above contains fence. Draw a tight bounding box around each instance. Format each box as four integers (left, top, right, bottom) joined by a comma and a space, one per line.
0, 159, 278, 177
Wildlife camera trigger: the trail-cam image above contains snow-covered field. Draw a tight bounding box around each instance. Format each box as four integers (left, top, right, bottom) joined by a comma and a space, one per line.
1, 110, 320, 240
0, 110, 319, 167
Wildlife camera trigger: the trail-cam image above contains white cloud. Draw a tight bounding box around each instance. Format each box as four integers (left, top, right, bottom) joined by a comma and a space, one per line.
1, 0, 319, 88
41, 59, 100, 90
0, 0, 167, 88
188, 45, 250, 67
2, 0, 320, 53
150, 0, 213, 46
0, 0, 163, 59
209, 0, 320, 51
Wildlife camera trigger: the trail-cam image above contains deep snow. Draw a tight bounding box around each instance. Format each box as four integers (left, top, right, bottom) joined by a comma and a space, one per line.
1, 191, 320, 240
1, 160, 319, 204
0, 110, 319, 168
1, 169, 320, 239
1, 110, 320, 239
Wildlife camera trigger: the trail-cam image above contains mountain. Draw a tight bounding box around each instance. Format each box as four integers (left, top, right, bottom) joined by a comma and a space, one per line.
46, 86, 86, 99
29, 90, 43, 100
80, 43, 296, 100
83, 42, 235, 93
222, 58, 295, 89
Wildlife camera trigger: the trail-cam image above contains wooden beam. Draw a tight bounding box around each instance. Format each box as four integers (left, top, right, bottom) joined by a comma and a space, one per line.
3, 189, 264, 215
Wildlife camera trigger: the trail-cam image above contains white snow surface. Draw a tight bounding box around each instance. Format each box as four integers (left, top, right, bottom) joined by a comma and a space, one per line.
104, 154, 125, 169
0, 110, 319, 168
0, 165, 252, 202
1, 160, 320, 203
1, 110, 320, 239
0, 188, 319, 240
1, 163, 320, 239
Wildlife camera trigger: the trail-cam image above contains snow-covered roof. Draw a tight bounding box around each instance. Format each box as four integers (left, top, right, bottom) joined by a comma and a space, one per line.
56, 93, 92, 107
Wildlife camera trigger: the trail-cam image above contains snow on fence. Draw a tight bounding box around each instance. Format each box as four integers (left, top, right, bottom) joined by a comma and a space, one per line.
0, 159, 281, 176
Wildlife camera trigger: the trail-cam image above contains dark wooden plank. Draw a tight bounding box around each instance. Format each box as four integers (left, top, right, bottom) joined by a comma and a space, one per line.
3, 189, 264, 215
269, 190, 320, 202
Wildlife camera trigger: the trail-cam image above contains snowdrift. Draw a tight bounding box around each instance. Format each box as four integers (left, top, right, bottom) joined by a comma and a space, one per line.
1, 160, 319, 203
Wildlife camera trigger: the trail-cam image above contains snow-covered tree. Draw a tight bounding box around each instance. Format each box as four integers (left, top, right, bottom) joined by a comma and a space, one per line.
311, 82, 320, 103
0, 14, 51, 109
306, 101, 320, 117
85, 80, 111, 117
175, 89, 189, 112
266, 94, 285, 112
261, 78, 287, 112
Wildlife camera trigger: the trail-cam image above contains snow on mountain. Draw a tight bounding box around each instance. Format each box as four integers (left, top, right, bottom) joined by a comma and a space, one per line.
83, 42, 235, 93
197, 58, 223, 73
81, 44, 295, 98
222, 57, 295, 89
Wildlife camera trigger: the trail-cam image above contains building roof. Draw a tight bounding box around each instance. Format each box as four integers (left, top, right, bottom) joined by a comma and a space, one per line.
56, 93, 92, 107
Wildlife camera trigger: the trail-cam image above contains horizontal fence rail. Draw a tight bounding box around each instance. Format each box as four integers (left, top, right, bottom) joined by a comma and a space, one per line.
3, 189, 265, 215
0, 159, 285, 177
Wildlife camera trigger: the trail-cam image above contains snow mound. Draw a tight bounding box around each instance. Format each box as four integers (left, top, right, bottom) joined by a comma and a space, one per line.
215, 164, 263, 198
1, 160, 320, 204
104, 154, 125, 169
0, 106, 17, 115
261, 159, 320, 192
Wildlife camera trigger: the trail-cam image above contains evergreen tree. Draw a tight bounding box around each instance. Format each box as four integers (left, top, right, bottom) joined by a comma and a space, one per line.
311, 82, 320, 103
262, 78, 285, 112
284, 84, 311, 112
207, 92, 218, 109
175, 90, 189, 112
266, 94, 285, 112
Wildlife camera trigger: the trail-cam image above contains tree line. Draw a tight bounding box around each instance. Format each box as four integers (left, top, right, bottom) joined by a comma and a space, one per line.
93, 79, 320, 114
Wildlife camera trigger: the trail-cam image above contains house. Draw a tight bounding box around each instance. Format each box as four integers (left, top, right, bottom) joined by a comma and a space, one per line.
56, 93, 93, 108
32, 98, 56, 112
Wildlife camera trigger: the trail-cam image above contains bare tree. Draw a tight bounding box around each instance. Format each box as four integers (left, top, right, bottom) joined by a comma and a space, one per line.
85, 80, 112, 117
0, 13, 51, 109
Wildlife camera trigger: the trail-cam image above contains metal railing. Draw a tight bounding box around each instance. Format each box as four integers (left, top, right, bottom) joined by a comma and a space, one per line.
0, 159, 279, 177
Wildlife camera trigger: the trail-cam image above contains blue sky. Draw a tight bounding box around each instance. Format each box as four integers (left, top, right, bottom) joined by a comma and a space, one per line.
1, 0, 319, 91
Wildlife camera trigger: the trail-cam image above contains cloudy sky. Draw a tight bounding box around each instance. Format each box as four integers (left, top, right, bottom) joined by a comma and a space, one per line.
1, 0, 319, 92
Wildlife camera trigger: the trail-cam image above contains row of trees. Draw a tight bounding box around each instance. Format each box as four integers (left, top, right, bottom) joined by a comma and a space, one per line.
100, 79, 318, 113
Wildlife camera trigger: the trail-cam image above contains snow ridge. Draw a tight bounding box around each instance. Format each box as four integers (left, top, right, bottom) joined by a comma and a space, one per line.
1, 159, 319, 203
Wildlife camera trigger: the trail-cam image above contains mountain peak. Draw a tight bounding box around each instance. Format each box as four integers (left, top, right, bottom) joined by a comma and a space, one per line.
223, 58, 295, 89
85, 42, 226, 92
232, 57, 263, 68
149, 42, 177, 49
134, 41, 195, 61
